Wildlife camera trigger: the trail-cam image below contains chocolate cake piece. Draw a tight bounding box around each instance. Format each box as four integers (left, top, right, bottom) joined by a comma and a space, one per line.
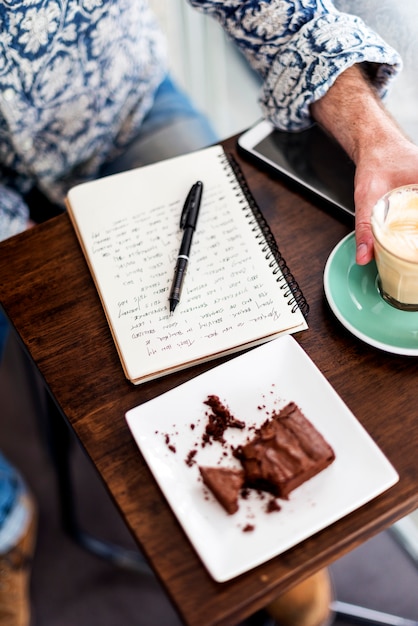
237, 402, 335, 499
199, 466, 245, 514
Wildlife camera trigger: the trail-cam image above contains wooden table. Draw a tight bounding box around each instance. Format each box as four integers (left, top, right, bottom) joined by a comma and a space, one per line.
1, 135, 417, 626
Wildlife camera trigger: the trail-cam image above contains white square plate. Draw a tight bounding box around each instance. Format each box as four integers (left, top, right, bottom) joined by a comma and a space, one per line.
125, 336, 398, 582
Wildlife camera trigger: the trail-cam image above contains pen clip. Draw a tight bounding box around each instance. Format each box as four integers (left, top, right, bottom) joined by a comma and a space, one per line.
180, 187, 194, 229
180, 181, 203, 229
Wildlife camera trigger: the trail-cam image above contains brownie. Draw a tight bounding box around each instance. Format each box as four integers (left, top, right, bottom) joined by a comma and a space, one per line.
199, 466, 245, 514
236, 402, 335, 499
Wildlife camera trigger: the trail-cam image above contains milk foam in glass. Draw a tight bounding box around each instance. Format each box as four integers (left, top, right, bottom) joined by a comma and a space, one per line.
371, 185, 418, 311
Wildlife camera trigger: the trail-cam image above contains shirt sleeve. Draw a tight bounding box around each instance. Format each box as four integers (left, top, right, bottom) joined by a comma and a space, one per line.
0, 186, 30, 242
187, 0, 402, 130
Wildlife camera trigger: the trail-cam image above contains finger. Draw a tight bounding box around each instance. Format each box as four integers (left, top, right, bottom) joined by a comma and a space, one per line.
355, 221, 374, 265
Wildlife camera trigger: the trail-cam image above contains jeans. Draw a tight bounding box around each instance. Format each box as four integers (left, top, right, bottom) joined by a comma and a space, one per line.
0, 311, 8, 363
0, 74, 217, 548
0, 452, 27, 554
100, 74, 218, 176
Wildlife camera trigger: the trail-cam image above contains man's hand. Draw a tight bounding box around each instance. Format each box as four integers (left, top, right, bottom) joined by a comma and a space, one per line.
353, 136, 418, 264
311, 64, 418, 265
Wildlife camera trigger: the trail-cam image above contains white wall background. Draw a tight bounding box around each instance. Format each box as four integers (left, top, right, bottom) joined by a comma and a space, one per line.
149, 0, 261, 139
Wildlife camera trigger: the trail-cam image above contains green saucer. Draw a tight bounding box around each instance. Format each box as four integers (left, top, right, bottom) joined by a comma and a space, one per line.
323, 232, 418, 355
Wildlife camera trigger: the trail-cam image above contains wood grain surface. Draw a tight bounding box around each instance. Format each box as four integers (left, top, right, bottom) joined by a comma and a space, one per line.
1, 135, 417, 626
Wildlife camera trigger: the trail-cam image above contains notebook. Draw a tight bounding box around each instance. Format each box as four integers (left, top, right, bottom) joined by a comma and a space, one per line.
66, 145, 308, 384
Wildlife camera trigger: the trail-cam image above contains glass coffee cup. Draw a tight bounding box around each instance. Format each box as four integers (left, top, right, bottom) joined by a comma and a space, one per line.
371, 185, 418, 311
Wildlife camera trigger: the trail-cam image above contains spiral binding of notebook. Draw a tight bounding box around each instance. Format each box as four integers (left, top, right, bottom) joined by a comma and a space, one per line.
220, 152, 309, 318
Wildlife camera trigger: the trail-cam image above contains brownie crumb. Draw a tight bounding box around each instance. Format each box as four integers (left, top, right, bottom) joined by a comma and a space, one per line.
241, 487, 251, 500
242, 524, 255, 532
185, 449, 197, 467
266, 498, 281, 513
202, 395, 245, 446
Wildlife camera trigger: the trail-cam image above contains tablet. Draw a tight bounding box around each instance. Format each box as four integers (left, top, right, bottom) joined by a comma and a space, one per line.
238, 120, 355, 218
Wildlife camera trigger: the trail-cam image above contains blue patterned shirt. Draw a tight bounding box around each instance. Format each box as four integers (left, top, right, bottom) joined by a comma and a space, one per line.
0, 0, 401, 240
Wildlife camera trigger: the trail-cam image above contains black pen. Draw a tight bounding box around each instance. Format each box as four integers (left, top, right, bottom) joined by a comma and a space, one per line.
169, 180, 203, 313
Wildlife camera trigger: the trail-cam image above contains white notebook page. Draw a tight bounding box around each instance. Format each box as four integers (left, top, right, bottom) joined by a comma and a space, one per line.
67, 145, 307, 383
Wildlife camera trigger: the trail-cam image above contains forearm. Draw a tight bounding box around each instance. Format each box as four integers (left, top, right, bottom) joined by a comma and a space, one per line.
310, 64, 405, 165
